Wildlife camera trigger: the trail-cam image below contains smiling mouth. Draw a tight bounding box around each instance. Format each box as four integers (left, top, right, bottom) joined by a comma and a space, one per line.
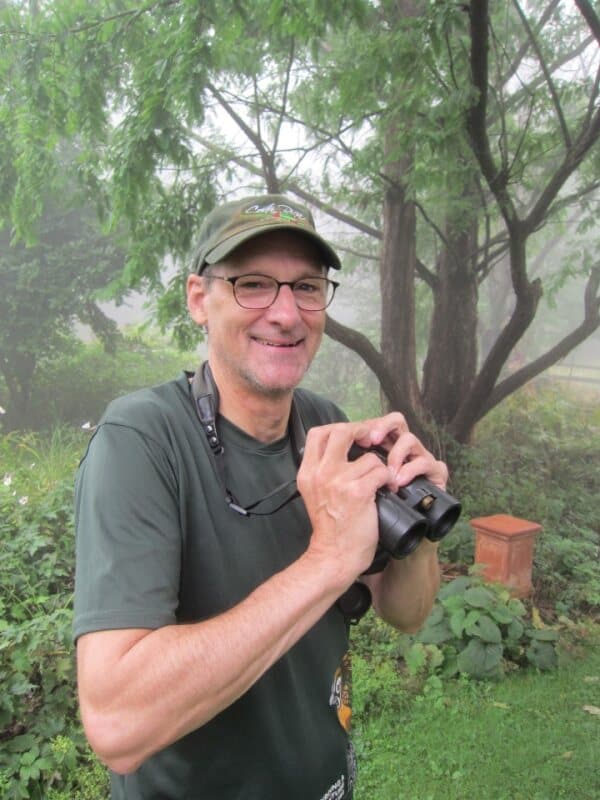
252, 337, 303, 348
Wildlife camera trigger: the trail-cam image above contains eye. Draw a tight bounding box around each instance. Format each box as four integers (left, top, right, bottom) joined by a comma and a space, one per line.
294, 279, 323, 294
236, 275, 274, 291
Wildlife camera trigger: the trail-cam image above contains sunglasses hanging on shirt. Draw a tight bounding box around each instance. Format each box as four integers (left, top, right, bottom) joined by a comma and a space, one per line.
190, 361, 305, 517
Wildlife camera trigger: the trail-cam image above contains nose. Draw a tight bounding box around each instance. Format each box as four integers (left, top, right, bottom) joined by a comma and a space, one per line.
264, 283, 303, 324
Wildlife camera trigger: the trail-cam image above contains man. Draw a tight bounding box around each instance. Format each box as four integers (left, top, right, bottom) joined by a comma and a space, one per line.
74, 194, 446, 800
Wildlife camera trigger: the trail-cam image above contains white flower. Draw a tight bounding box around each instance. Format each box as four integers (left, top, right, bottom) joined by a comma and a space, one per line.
3, 474, 12, 487
0, 405, 5, 414
18, 496, 28, 506
81, 421, 92, 430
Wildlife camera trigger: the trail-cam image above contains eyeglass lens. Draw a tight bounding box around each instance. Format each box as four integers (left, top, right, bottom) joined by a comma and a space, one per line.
233, 275, 336, 310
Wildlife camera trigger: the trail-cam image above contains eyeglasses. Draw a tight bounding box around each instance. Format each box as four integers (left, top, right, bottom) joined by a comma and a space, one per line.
206, 273, 339, 311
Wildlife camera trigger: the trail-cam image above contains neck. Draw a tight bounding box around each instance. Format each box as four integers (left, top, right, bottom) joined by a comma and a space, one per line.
208, 361, 293, 443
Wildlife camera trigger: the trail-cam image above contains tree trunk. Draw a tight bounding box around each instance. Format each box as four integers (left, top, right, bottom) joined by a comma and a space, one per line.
379, 133, 421, 417
422, 218, 479, 425
450, 233, 542, 442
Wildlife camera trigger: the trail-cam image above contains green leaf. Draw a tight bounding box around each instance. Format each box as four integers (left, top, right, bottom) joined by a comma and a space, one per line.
490, 605, 515, 625
406, 643, 427, 675
463, 609, 481, 630
463, 587, 495, 609
457, 640, 503, 679
417, 619, 454, 645
505, 619, 525, 641
449, 608, 467, 638
526, 641, 558, 671
438, 576, 471, 599
467, 616, 502, 644
426, 604, 445, 626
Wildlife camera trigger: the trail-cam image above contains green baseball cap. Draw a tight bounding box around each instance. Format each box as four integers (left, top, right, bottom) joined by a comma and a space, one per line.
191, 194, 342, 273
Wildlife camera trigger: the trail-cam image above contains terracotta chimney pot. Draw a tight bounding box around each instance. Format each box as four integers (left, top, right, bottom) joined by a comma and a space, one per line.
470, 514, 542, 598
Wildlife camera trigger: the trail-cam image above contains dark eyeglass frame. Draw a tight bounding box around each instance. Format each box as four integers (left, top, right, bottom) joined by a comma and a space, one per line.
206, 272, 340, 311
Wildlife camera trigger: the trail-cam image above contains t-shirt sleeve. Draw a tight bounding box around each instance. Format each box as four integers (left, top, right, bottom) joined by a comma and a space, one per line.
73, 421, 182, 641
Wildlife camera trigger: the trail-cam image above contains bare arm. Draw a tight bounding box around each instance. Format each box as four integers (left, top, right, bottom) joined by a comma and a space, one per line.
78, 549, 349, 775
362, 540, 441, 631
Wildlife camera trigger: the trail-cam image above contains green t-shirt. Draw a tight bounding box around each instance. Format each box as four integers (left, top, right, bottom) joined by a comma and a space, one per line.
74, 372, 354, 800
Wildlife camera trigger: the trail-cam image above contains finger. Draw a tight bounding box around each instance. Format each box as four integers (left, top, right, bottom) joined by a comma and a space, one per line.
352, 412, 409, 451
303, 421, 371, 467
299, 422, 393, 494
384, 433, 448, 489
395, 456, 448, 489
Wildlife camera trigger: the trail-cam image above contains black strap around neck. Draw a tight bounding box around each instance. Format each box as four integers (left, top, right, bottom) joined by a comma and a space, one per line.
190, 361, 305, 516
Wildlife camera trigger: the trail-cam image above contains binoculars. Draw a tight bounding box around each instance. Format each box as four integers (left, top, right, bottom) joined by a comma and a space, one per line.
348, 444, 461, 574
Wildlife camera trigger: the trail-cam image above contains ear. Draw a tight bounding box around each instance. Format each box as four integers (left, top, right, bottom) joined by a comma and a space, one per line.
186, 273, 209, 326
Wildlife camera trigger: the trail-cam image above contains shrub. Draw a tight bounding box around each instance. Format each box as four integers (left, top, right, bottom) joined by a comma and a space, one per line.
0, 431, 109, 799
0, 330, 199, 432
445, 385, 600, 614
410, 573, 559, 680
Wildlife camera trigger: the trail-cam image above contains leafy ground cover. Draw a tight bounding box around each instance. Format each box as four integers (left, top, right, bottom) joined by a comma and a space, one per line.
352, 622, 600, 800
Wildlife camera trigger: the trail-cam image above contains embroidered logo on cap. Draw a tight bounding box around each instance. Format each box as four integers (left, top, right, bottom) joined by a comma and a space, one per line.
241, 202, 309, 226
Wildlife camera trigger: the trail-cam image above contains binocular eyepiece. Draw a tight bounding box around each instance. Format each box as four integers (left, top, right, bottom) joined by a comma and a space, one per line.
348, 444, 461, 574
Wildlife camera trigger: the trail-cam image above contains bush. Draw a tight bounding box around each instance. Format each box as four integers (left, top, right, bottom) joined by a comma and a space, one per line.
411, 573, 559, 680
444, 385, 600, 614
0, 430, 109, 799
0, 330, 199, 432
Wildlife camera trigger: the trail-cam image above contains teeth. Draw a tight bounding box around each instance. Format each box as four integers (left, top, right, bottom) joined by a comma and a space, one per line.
256, 338, 298, 347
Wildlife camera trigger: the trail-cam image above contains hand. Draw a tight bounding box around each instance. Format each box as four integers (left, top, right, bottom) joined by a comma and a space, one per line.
297, 421, 394, 579
350, 412, 448, 492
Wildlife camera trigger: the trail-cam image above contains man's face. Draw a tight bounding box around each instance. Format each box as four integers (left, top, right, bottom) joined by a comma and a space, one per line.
187, 231, 329, 400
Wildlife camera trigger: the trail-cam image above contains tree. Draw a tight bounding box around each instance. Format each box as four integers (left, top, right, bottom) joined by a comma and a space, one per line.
0, 159, 126, 430
1, 0, 598, 443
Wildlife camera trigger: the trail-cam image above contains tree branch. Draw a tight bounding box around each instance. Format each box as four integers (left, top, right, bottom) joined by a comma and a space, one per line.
524, 107, 600, 235
324, 314, 422, 432
478, 265, 600, 417
271, 39, 295, 157
500, 0, 561, 87
466, 0, 519, 230
512, 0, 572, 148
574, 0, 600, 45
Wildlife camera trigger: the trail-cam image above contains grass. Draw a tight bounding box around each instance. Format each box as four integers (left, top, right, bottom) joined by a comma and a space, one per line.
352, 624, 600, 800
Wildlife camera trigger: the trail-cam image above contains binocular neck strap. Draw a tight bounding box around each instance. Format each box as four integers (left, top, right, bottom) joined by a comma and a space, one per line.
190, 361, 306, 515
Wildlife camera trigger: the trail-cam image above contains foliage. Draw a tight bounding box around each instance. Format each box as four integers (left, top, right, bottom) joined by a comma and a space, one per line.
0, 330, 200, 432
0, 168, 127, 431
412, 573, 559, 680
301, 333, 382, 420
351, 573, 561, 686
445, 384, 600, 613
0, 430, 109, 798
0, 1, 598, 444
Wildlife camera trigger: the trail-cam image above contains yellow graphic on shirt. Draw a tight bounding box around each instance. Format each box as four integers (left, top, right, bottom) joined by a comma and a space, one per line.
329, 651, 352, 732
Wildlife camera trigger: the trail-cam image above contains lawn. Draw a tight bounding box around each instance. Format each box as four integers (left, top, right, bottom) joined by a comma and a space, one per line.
353, 625, 600, 800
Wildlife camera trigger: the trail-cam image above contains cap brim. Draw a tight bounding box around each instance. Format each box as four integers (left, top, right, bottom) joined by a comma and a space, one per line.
203, 223, 341, 270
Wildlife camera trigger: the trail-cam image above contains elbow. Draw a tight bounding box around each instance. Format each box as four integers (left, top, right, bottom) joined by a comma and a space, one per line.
372, 587, 438, 633
377, 607, 428, 634
81, 707, 147, 775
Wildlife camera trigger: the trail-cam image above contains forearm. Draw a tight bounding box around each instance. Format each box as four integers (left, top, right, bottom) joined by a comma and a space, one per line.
363, 539, 441, 632
78, 549, 348, 774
